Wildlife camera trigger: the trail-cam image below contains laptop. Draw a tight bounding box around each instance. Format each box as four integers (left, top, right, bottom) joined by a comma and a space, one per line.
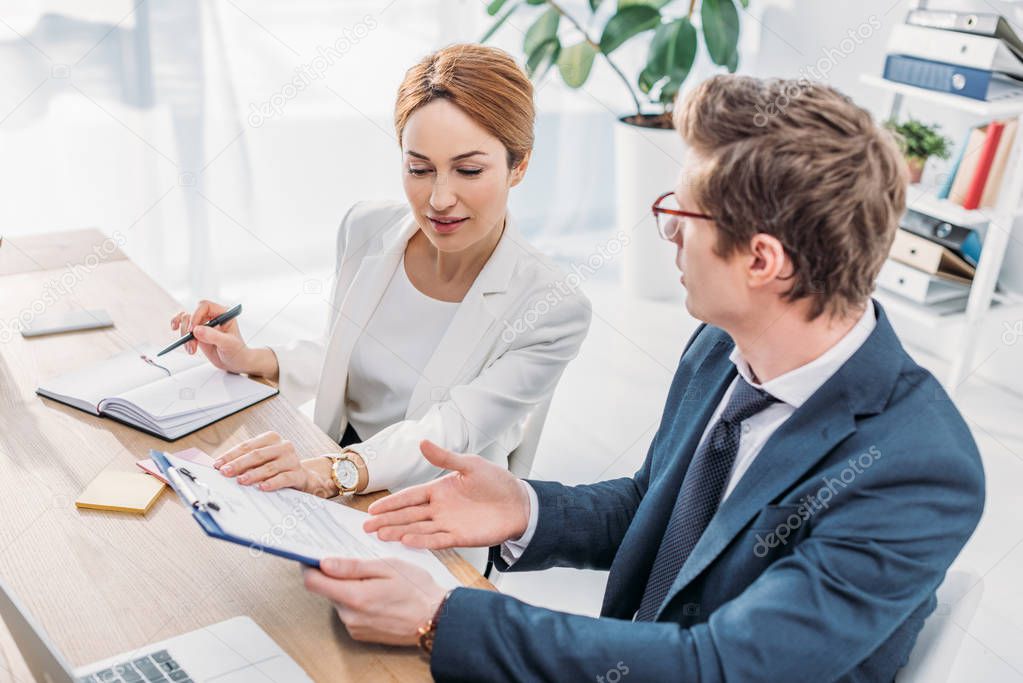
0, 577, 312, 682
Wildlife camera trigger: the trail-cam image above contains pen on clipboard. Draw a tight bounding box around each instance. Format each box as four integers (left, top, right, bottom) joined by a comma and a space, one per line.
156, 304, 242, 357
166, 466, 220, 512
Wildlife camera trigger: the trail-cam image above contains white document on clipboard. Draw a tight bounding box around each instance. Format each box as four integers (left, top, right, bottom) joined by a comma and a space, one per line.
157, 451, 459, 590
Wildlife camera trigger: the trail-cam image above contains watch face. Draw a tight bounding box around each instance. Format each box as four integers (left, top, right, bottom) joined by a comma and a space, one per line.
334, 459, 360, 490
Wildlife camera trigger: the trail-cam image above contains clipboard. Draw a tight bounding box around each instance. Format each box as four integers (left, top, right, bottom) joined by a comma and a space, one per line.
151, 450, 320, 566
149, 450, 460, 589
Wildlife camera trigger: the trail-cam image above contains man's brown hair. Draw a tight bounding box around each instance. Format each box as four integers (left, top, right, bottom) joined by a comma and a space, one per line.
674, 75, 907, 320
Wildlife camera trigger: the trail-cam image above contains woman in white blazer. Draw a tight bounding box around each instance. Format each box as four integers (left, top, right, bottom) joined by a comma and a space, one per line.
169, 44, 591, 496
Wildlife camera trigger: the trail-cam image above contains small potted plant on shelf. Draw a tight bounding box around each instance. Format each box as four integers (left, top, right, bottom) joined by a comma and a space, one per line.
481, 0, 746, 300
884, 117, 952, 184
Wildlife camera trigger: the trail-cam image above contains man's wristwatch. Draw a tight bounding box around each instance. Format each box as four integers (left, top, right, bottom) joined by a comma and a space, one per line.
328, 452, 363, 494
417, 590, 453, 657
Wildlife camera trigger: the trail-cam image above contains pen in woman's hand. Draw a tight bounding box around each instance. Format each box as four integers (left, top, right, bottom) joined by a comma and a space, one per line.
158, 303, 242, 356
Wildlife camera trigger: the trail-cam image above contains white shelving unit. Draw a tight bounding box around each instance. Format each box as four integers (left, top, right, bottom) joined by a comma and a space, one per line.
859, 71, 1023, 395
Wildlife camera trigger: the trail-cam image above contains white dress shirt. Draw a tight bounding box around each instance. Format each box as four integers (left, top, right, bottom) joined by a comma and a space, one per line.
345, 257, 458, 441
502, 302, 878, 564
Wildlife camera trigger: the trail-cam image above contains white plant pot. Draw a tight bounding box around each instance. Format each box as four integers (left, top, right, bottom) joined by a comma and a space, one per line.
614, 117, 688, 302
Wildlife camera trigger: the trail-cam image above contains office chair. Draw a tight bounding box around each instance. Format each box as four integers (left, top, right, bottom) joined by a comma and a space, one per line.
896, 570, 984, 682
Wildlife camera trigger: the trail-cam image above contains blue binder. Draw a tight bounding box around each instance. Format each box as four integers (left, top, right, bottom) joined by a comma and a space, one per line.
937, 126, 973, 199
150, 450, 321, 567
883, 54, 1021, 101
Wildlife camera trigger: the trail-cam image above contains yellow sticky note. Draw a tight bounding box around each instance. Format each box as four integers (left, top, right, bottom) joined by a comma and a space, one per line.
76, 470, 166, 515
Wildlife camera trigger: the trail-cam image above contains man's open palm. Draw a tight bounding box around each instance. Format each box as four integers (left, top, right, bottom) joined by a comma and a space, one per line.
364, 440, 530, 549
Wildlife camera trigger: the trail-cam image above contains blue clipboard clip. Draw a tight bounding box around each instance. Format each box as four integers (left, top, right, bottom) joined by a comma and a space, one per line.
152, 450, 219, 512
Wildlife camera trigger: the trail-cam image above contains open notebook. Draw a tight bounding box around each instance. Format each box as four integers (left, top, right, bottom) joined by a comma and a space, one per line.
36, 346, 277, 440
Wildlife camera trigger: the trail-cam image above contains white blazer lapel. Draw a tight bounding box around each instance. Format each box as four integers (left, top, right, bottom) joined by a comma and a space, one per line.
405, 219, 525, 420
314, 216, 418, 439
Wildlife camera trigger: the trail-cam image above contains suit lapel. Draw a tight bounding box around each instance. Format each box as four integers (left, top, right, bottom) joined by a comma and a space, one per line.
313, 217, 417, 439
601, 339, 737, 618
643, 343, 738, 505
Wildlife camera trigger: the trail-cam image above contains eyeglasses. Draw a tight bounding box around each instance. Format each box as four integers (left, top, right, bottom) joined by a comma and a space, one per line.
651, 191, 713, 240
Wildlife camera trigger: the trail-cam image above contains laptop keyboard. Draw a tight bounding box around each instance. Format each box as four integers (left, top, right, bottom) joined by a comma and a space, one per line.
78, 649, 193, 683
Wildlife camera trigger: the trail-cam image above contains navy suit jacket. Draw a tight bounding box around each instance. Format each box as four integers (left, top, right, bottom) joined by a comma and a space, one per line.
431, 303, 985, 682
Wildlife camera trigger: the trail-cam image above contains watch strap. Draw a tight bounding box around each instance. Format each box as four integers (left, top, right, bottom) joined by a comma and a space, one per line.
417, 590, 453, 657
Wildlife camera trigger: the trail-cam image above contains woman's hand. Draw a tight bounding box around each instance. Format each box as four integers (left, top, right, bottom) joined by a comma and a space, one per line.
170, 299, 278, 378
215, 431, 332, 494
364, 440, 530, 549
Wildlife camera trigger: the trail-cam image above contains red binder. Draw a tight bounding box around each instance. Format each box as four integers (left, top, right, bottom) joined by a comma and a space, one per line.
962, 120, 1005, 210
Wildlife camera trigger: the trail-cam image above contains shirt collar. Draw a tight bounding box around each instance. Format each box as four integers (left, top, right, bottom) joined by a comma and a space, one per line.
729, 301, 877, 408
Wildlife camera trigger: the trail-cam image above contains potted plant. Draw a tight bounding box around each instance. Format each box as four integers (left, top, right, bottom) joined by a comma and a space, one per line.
482, 0, 746, 300
884, 117, 953, 184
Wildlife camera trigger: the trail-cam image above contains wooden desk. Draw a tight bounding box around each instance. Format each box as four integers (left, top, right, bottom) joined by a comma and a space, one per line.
0, 229, 126, 277
0, 230, 490, 682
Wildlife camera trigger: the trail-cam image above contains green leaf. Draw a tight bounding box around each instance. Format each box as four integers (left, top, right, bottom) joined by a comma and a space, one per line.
638, 67, 658, 94
701, 0, 740, 67
885, 117, 953, 160
526, 38, 561, 79
481, 1, 521, 43
557, 41, 598, 88
659, 77, 681, 104
599, 5, 661, 54
644, 17, 697, 83
526, 0, 546, 4
725, 48, 739, 72
486, 0, 508, 16
737, 0, 749, 7
589, 0, 604, 10
524, 7, 560, 57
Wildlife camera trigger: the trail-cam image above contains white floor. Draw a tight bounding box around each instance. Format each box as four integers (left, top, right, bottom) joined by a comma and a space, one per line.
224, 260, 1023, 683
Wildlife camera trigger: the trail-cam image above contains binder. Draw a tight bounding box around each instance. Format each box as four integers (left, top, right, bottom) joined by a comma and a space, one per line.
962, 120, 1004, 209
937, 127, 973, 200
906, 10, 1023, 60
876, 260, 970, 305
948, 127, 988, 205
889, 229, 976, 284
900, 209, 982, 266
980, 119, 1018, 208
887, 24, 1023, 77
883, 54, 1023, 102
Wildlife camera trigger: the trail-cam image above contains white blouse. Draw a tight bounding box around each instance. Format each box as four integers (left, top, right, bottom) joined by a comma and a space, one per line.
345, 256, 459, 441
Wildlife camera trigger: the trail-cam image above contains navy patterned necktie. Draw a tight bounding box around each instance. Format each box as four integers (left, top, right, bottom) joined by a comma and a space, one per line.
635, 376, 779, 621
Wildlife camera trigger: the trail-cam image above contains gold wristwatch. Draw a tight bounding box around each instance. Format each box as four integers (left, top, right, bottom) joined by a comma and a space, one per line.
328, 451, 364, 494
417, 590, 453, 657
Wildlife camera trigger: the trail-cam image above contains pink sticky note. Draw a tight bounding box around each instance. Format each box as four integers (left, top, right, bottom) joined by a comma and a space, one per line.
136, 447, 216, 485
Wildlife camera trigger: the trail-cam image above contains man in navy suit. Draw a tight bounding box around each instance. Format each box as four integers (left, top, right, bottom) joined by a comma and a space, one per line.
302, 76, 985, 682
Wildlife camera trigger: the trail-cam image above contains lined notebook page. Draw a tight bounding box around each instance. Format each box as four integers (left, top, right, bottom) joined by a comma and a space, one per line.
38, 347, 205, 413
113, 363, 275, 420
